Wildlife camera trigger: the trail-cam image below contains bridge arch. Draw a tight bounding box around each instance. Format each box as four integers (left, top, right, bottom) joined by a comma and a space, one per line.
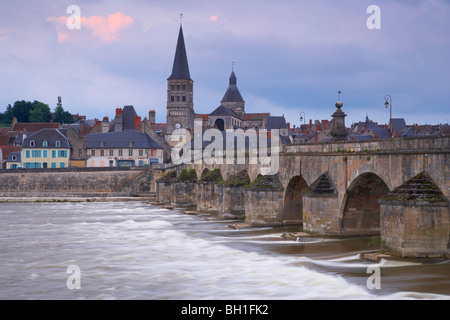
341, 172, 390, 235
283, 175, 308, 225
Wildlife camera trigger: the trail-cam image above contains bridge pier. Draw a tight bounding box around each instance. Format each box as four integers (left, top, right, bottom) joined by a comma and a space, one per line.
302, 172, 341, 235
379, 172, 449, 258
245, 175, 285, 227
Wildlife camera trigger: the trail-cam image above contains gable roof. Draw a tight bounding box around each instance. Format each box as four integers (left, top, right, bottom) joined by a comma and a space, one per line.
0, 145, 20, 160
266, 116, 288, 130
11, 122, 60, 132
86, 130, 163, 149
209, 105, 241, 119
22, 129, 70, 148
168, 25, 191, 81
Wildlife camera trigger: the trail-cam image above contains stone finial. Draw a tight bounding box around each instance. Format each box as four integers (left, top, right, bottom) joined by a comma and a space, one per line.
331, 92, 348, 141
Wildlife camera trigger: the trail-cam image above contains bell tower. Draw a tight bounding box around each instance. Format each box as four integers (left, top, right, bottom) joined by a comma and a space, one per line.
166, 21, 195, 135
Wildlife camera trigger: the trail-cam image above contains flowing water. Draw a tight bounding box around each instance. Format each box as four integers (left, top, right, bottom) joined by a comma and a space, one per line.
0, 201, 448, 300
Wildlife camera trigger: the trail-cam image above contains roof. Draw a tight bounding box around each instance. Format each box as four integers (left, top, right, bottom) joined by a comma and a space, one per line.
390, 118, 406, 133
11, 122, 60, 132
7, 150, 21, 162
266, 116, 288, 130
167, 25, 191, 81
0, 145, 20, 159
22, 129, 70, 148
221, 71, 245, 103
243, 113, 270, 121
86, 130, 163, 149
122, 105, 138, 131
209, 105, 241, 119
195, 114, 209, 121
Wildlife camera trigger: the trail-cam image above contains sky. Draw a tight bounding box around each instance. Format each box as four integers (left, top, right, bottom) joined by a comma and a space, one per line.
0, 0, 449, 127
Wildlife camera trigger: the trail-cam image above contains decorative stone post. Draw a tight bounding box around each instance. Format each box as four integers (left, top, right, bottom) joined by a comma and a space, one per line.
331, 95, 348, 141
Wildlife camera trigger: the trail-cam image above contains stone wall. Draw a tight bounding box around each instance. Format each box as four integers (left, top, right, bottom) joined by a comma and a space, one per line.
303, 194, 340, 235
0, 167, 150, 196
380, 201, 449, 258
196, 182, 220, 213
245, 188, 284, 226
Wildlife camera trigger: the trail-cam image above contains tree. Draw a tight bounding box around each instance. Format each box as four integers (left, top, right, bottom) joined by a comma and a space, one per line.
11, 100, 32, 122
53, 105, 75, 124
29, 101, 52, 122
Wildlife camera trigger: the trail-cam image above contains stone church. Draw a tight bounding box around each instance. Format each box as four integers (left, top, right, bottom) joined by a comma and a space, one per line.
165, 23, 281, 137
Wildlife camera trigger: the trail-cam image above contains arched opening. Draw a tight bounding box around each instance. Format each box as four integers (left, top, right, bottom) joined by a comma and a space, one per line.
200, 168, 210, 180
342, 172, 389, 235
215, 118, 225, 132
283, 176, 308, 225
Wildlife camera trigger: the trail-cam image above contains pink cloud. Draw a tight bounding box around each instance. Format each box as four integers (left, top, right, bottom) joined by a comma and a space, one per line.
46, 12, 134, 44
208, 15, 219, 22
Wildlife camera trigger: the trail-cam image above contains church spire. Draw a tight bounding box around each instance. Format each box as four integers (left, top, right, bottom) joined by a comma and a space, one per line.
168, 24, 191, 80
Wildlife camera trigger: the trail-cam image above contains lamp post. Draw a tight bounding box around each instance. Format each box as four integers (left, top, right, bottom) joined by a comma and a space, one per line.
299, 112, 306, 133
384, 95, 392, 137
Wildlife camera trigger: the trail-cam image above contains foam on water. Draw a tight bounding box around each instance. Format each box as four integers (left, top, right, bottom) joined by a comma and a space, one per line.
0, 201, 448, 300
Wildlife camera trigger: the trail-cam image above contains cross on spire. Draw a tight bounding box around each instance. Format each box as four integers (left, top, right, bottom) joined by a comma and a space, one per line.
179, 13, 183, 25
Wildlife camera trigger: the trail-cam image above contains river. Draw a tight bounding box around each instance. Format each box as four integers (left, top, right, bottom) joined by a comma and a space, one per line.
0, 201, 448, 300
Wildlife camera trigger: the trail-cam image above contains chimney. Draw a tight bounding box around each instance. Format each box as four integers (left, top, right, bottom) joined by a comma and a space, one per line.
315, 131, 318, 143
134, 115, 141, 130
116, 108, 123, 116
287, 122, 290, 130
149, 110, 156, 128
309, 119, 312, 128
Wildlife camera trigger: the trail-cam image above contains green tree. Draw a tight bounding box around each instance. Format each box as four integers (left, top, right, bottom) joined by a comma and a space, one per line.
53, 105, 75, 124
11, 100, 32, 122
29, 101, 52, 122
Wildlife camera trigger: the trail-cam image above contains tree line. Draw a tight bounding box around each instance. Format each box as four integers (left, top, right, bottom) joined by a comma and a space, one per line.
0, 100, 78, 127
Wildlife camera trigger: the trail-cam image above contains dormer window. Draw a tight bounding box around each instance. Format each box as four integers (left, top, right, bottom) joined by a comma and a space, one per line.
30, 141, 35, 147
43, 141, 48, 147
12, 155, 17, 161
56, 141, 61, 147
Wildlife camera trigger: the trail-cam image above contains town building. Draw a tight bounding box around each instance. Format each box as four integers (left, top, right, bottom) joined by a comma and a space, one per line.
21, 128, 71, 168
85, 130, 164, 167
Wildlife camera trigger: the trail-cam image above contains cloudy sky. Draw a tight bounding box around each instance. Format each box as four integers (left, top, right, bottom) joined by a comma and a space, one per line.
0, 0, 449, 127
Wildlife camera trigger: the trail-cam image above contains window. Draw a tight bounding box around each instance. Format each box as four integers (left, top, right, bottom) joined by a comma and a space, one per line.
100, 150, 104, 157
51, 150, 56, 158
11, 164, 17, 169
182, 84, 186, 91
176, 96, 180, 101
171, 84, 175, 91
139, 150, 143, 157
171, 96, 175, 102
182, 96, 186, 102
58, 150, 67, 158
128, 150, 133, 156
118, 150, 123, 156
30, 141, 35, 147
12, 155, 17, 161
43, 141, 48, 147
109, 150, 114, 157
32, 150, 41, 158
26, 150, 30, 158
51, 162, 56, 168
60, 162, 65, 168
176, 85, 180, 91
43, 150, 48, 158
56, 141, 61, 147
91, 150, 96, 156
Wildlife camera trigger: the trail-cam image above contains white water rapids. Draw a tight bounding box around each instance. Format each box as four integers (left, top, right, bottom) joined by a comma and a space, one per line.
0, 201, 448, 300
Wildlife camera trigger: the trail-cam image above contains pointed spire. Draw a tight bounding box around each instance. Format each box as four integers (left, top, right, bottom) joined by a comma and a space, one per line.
222, 66, 244, 103
168, 24, 191, 80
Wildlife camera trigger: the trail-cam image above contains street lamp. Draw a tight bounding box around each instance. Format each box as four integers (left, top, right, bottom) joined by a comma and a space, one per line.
384, 95, 392, 137
299, 112, 306, 133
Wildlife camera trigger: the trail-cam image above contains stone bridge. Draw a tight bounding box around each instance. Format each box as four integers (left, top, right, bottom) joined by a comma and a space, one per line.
155, 135, 449, 257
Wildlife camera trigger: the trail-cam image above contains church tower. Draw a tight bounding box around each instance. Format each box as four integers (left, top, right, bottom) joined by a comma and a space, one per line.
221, 67, 245, 119
166, 23, 195, 135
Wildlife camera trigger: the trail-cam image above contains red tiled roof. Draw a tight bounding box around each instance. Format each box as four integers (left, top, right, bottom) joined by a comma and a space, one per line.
12, 122, 61, 132
0, 145, 20, 159
243, 113, 270, 121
